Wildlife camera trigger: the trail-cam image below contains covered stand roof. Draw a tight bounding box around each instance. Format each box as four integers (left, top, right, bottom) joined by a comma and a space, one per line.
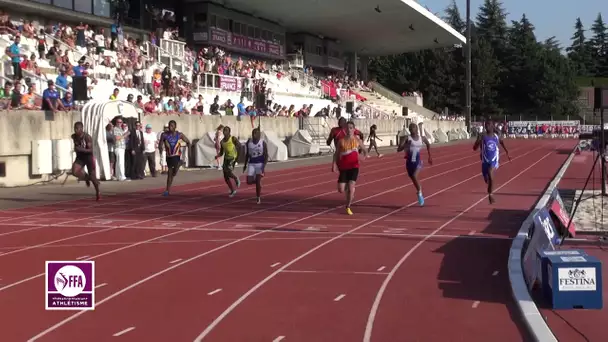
219, 0, 466, 55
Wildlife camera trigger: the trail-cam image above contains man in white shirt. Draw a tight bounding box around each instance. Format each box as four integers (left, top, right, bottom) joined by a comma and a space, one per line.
182, 93, 197, 114
143, 124, 157, 177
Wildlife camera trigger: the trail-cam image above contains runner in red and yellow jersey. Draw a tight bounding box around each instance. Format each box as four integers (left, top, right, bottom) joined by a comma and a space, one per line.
332, 121, 367, 215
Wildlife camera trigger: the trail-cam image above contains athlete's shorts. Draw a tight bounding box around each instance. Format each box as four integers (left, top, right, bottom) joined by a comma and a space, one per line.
166, 155, 181, 169
338, 168, 359, 183
481, 160, 499, 182
74, 156, 96, 174
405, 159, 422, 177
223, 157, 236, 171
247, 163, 264, 177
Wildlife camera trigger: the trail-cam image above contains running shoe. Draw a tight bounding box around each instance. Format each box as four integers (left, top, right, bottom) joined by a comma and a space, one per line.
162, 191, 169, 196
346, 207, 353, 215
236, 178, 241, 188
96, 193, 101, 201
85, 179, 90, 187
378, 154, 383, 158
256, 197, 261, 204
229, 190, 237, 198
417, 192, 425, 206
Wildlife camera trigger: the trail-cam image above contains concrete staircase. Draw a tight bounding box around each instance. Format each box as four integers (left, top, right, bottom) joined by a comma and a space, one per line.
357, 90, 401, 116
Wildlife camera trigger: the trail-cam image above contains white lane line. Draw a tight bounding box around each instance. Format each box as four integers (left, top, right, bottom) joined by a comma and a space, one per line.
207, 288, 222, 296
75, 255, 90, 260
112, 327, 135, 337
270, 262, 281, 268
472, 301, 480, 308
492, 270, 499, 276
363, 144, 561, 342
334, 294, 346, 302
169, 259, 182, 264
192, 145, 549, 342
272, 336, 285, 342
95, 283, 108, 289
377, 266, 386, 272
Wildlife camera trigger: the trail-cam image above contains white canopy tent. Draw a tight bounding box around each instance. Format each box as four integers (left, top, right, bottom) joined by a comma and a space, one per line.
81, 100, 140, 180
288, 130, 319, 157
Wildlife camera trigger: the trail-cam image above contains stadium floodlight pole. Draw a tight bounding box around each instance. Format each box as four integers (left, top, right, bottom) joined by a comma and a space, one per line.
465, 0, 472, 132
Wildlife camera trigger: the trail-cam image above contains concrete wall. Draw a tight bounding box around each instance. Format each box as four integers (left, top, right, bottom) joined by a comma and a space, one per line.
0, 111, 466, 187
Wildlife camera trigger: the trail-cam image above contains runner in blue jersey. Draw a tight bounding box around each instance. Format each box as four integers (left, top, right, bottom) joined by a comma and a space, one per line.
397, 123, 432, 206
158, 120, 191, 196
473, 119, 510, 204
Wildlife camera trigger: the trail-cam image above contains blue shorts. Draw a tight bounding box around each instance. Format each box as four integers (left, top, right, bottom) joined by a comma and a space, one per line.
406, 160, 422, 177
481, 161, 499, 182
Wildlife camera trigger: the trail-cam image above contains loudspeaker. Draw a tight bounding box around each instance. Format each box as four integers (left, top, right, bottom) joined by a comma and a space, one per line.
402, 106, 409, 116
345, 101, 354, 113
594, 87, 608, 110
72, 76, 88, 101
255, 93, 266, 109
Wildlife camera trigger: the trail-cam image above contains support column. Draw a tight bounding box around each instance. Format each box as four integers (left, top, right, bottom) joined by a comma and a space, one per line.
349, 52, 357, 79
360, 56, 369, 82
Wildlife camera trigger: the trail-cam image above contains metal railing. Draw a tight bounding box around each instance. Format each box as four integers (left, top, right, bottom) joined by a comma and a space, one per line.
286, 53, 304, 69
144, 39, 189, 76
369, 81, 438, 119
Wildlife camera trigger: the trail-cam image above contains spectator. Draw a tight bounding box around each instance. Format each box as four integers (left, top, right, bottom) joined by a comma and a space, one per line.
106, 123, 116, 180
20, 86, 37, 109
8, 36, 25, 80
113, 117, 129, 181
222, 99, 234, 115
61, 92, 74, 110
42, 81, 62, 112
209, 96, 220, 115
109, 88, 119, 100
143, 124, 157, 177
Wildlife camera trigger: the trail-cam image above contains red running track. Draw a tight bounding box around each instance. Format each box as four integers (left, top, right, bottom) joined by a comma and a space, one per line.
0, 139, 575, 342
536, 150, 608, 342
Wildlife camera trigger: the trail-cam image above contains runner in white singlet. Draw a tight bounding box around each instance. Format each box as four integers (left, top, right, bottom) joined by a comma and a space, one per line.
397, 123, 432, 205
243, 128, 268, 204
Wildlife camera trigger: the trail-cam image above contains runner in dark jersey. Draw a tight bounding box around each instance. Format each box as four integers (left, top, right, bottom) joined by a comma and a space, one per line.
71, 121, 100, 201
158, 120, 191, 196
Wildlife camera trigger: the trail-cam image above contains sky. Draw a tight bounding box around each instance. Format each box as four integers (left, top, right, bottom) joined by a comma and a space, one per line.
420, 0, 605, 48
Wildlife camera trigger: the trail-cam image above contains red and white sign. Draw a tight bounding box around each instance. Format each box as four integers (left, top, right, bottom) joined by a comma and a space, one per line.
219, 76, 242, 92
208, 28, 284, 57
549, 199, 577, 237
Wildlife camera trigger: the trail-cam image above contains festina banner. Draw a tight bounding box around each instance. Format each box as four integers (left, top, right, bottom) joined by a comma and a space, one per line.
506, 121, 579, 137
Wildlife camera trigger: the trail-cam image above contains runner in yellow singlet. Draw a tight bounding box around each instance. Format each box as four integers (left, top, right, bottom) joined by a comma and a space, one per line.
216, 126, 242, 197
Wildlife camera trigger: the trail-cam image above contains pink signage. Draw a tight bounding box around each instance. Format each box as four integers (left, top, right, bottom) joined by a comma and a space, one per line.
209, 28, 283, 57
219, 76, 242, 92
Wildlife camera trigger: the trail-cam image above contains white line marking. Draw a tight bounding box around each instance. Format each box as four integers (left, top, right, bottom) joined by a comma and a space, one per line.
472, 301, 480, 308
270, 262, 281, 268
334, 294, 346, 302
23, 147, 532, 341
95, 283, 108, 289
363, 144, 560, 342
492, 271, 499, 276
282, 270, 387, 276
272, 336, 285, 342
377, 266, 386, 272
112, 327, 135, 337
75, 255, 90, 260
207, 288, 222, 296
169, 259, 182, 264
191, 145, 550, 342
468, 230, 476, 235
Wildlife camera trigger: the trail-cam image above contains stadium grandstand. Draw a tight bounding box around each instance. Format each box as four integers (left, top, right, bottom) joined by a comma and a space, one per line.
0, 0, 467, 186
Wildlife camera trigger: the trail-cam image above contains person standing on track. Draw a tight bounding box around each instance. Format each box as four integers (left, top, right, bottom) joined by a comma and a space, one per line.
397, 123, 432, 206
473, 119, 511, 204
367, 124, 383, 157
71, 121, 101, 201
158, 120, 191, 196
333, 121, 367, 215
216, 126, 242, 197
243, 127, 268, 204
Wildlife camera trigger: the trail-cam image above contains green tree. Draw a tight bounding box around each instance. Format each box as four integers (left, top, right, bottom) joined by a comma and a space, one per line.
566, 18, 594, 77
444, 0, 465, 33
543, 36, 561, 52
589, 13, 608, 76
471, 32, 501, 117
